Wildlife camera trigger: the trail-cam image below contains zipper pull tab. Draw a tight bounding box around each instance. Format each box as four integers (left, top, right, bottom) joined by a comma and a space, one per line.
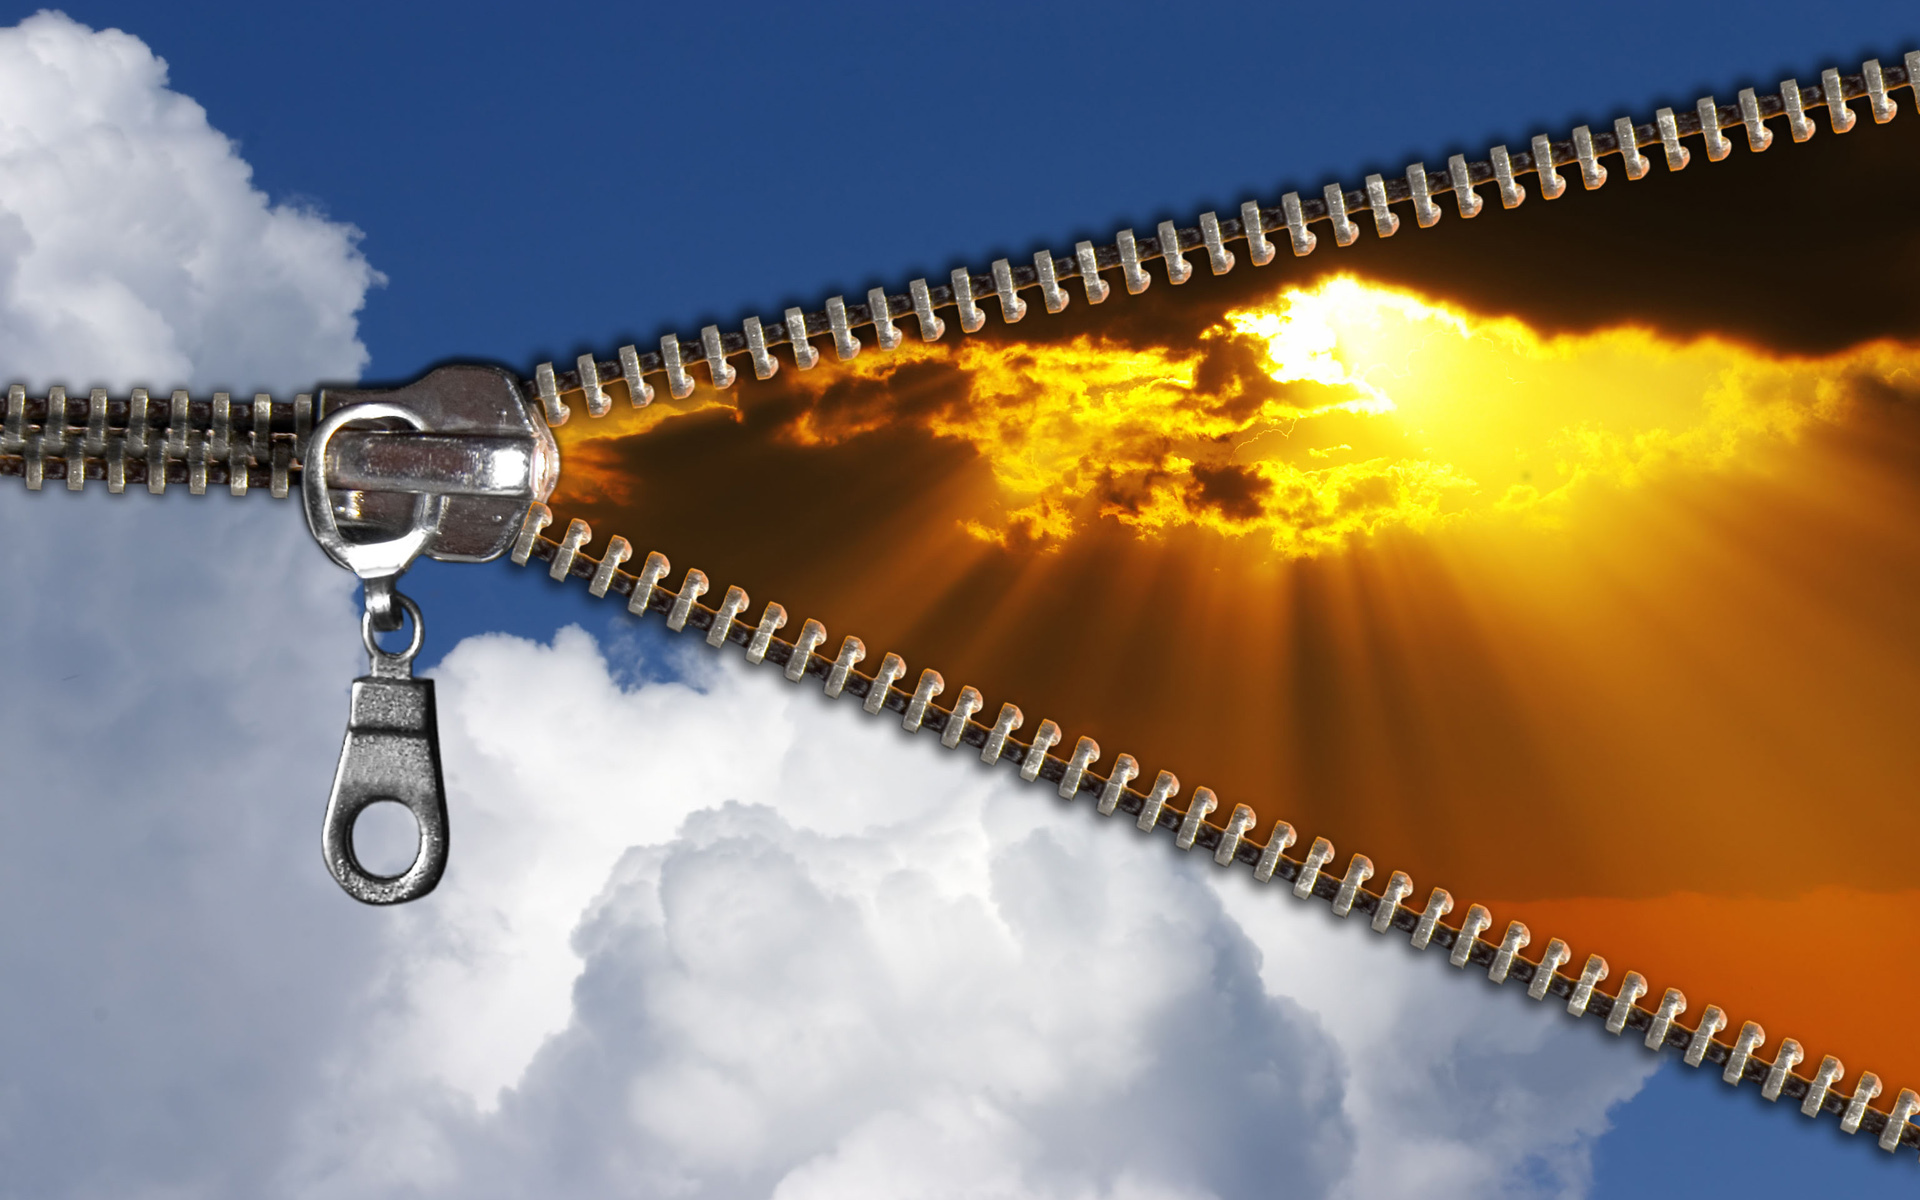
322, 591, 449, 904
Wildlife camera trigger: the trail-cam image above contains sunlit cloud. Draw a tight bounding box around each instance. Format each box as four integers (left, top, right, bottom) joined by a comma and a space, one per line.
559, 276, 1897, 558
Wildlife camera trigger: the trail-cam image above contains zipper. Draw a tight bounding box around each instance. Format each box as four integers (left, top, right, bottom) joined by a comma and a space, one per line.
4, 52, 1916, 1155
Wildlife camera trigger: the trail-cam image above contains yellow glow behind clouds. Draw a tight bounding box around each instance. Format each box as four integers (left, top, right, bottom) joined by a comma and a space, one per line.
560, 276, 1895, 557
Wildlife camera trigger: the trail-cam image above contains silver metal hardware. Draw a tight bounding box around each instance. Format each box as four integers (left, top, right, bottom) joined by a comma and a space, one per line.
667, 568, 708, 632
630, 550, 670, 615
787, 618, 826, 681
1781, 78, 1814, 142
1821, 68, 1854, 133
535, 362, 568, 425
1882, 1090, 1920, 1152
1738, 87, 1774, 152
1802, 1055, 1844, 1116
1655, 108, 1689, 170
1156, 220, 1192, 282
550, 518, 591, 580
709, 585, 750, 648
308, 365, 560, 576
743, 317, 779, 379
589, 535, 631, 596
1530, 135, 1566, 198
700, 325, 737, 388
304, 400, 437, 632
1136, 770, 1179, 831
1487, 920, 1529, 982
910, 278, 948, 338
1614, 117, 1650, 179
1073, 241, 1111, 302
1363, 175, 1399, 236
1021, 719, 1061, 780
1197, 212, 1234, 273
1450, 904, 1491, 966
1606, 972, 1648, 1035
990, 258, 1028, 321
620, 343, 656, 403
320, 592, 449, 905
1863, 59, 1895, 123
1724, 1022, 1765, 1084
1280, 192, 1317, 254
1059, 736, 1100, 798
903, 668, 943, 731
1295, 836, 1333, 899
824, 635, 865, 697
1571, 125, 1607, 189
865, 652, 906, 714
1645, 987, 1687, 1050
1239, 201, 1275, 264
949, 269, 986, 332
1529, 938, 1571, 998
981, 701, 1023, 763
1696, 97, 1731, 160
867, 289, 902, 350
1215, 803, 1255, 865
1489, 146, 1525, 208
1372, 870, 1412, 933
1763, 1039, 1805, 1101
826, 296, 861, 358
1685, 1006, 1727, 1066
1253, 821, 1295, 883
660, 335, 696, 397
1842, 1074, 1882, 1133
1097, 753, 1140, 815
1116, 229, 1150, 293
942, 685, 983, 748
1174, 786, 1216, 848
1410, 888, 1452, 949
784, 307, 820, 368
746, 602, 787, 664
1568, 955, 1609, 1015
1405, 163, 1440, 227
1033, 252, 1069, 312
576, 353, 611, 415
1321, 185, 1358, 244
1446, 155, 1483, 217
1331, 853, 1372, 915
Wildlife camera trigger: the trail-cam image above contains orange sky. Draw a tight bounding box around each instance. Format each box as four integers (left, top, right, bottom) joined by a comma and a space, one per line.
539, 113, 1920, 1090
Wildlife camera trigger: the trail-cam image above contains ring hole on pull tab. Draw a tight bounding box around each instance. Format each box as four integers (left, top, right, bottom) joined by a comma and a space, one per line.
351, 800, 422, 878
323, 592, 450, 905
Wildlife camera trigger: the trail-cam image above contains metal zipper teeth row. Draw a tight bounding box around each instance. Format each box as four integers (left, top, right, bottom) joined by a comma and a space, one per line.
510, 501, 1920, 1158
530, 54, 1920, 425
0, 385, 313, 496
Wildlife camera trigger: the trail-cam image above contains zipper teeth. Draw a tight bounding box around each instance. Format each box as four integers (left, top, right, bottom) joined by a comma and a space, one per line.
512, 500, 1919, 1154
0, 386, 312, 497
530, 54, 1919, 422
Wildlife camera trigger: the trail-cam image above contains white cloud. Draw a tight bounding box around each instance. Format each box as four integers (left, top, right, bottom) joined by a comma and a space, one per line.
0, 12, 376, 1198
275, 625, 1655, 1200
0, 10, 380, 395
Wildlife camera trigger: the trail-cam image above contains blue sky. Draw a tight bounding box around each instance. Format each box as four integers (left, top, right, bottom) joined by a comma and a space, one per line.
2, 1, 1916, 1194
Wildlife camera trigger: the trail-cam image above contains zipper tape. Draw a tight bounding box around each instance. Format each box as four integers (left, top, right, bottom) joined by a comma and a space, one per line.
513, 499, 1920, 1156
0, 385, 311, 496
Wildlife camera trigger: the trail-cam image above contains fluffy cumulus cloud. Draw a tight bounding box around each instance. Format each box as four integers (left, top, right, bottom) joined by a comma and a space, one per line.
0, 10, 380, 394
264, 628, 1653, 1200
0, 12, 1654, 1199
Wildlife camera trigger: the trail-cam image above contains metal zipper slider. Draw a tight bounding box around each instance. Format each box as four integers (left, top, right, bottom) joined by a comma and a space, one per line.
300, 363, 558, 902
322, 593, 449, 905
